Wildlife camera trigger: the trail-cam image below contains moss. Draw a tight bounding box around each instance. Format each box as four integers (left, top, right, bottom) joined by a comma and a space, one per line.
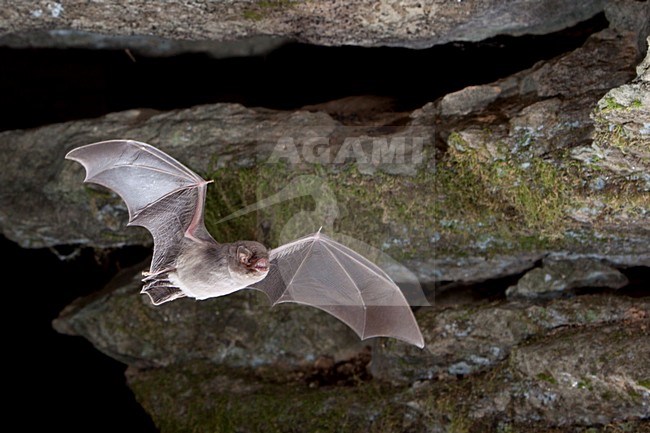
435, 131, 576, 255
637, 379, 650, 389
577, 377, 593, 391
200, 150, 534, 260
243, 0, 299, 21
447, 416, 472, 433
242, 9, 265, 20
536, 372, 558, 385
608, 124, 630, 149
592, 108, 646, 154
600, 96, 643, 111
582, 310, 598, 323
601, 97, 625, 111
128, 361, 404, 433
626, 388, 642, 401
600, 390, 614, 401
444, 138, 569, 235
194, 123, 641, 261
203, 159, 436, 260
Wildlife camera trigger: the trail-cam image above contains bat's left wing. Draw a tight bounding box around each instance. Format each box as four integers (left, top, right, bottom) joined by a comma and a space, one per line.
249, 231, 425, 348
66, 140, 214, 304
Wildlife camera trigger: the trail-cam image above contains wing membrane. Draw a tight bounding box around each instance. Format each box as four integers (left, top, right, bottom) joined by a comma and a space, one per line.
66, 139, 213, 273
250, 232, 424, 348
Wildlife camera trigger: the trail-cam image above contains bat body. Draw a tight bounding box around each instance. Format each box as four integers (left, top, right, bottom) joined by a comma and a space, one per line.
66, 140, 425, 348
161, 238, 269, 302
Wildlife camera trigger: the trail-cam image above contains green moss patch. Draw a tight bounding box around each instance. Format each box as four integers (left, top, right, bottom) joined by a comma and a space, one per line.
243, 0, 300, 21
195, 120, 646, 262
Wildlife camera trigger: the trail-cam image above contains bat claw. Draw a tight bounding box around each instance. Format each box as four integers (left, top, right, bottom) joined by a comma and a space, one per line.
141, 272, 186, 305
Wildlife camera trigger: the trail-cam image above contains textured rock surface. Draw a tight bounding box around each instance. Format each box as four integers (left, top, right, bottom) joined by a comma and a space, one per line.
579, 35, 650, 192
505, 256, 629, 300
372, 295, 649, 384
1, 98, 647, 284
52, 256, 650, 431
503, 322, 649, 426
0, 0, 607, 50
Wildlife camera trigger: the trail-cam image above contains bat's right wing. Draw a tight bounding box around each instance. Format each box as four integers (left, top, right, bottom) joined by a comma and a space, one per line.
66, 140, 214, 283
250, 231, 425, 348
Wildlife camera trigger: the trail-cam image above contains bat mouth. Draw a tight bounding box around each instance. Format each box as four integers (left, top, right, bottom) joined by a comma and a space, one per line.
252, 258, 269, 273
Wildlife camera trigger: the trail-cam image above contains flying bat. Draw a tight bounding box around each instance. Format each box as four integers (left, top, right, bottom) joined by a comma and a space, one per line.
66, 140, 425, 348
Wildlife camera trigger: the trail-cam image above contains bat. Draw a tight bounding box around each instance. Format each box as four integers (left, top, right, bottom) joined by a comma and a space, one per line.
66, 140, 425, 348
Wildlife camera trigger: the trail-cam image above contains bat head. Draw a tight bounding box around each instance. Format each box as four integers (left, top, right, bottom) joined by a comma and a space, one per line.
230, 241, 270, 281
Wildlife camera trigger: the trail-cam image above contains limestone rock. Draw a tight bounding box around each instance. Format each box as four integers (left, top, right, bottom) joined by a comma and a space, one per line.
372, 295, 647, 384
577, 35, 650, 192
504, 321, 650, 426
121, 299, 650, 432
0, 0, 608, 50
506, 257, 629, 300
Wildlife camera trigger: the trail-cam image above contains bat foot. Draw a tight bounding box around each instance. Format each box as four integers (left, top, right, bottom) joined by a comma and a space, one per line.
141, 268, 186, 305
141, 280, 186, 305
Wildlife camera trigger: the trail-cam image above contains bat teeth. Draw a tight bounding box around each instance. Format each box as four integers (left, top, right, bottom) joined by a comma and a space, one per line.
254, 258, 269, 271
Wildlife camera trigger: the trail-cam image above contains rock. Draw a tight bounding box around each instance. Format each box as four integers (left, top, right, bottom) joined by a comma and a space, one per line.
504, 321, 650, 426
1, 1, 648, 277
0, 102, 437, 249
0, 31, 289, 59
439, 85, 502, 116
2, 24, 649, 289
410, 254, 544, 284
433, 1, 648, 167
52, 253, 649, 433
49, 254, 645, 388
426, 1, 649, 240
125, 360, 403, 433
372, 295, 648, 384
640, 38, 650, 78
0, 0, 607, 50
523, 28, 639, 99
506, 257, 629, 300
604, 0, 650, 53
576, 35, 650, 192
301, 95, 400, 125
121, 301, 650, 432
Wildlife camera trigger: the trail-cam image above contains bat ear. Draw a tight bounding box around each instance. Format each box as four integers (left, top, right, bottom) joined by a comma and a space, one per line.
237, 246, 252, 264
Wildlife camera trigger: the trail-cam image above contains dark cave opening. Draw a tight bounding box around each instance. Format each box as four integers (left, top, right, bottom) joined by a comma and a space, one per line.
3, 235, 154, 432
0, 12, 608, 132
